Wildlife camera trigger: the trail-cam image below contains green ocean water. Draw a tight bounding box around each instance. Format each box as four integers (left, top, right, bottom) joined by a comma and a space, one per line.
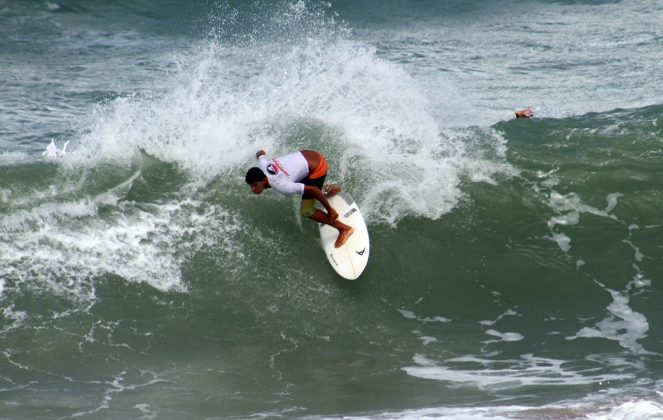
2, 105, 662, 418
2, 1, 663, 418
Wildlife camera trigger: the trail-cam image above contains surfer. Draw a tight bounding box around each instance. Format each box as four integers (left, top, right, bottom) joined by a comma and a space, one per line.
515, 108, 534, 119
245, 150, 354, 248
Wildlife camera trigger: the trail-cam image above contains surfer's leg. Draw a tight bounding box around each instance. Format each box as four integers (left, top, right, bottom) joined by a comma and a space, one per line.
305, 208, 354, 248
300, 199, 318, 218
301, 179, 353, 247
334, 225, 354, 248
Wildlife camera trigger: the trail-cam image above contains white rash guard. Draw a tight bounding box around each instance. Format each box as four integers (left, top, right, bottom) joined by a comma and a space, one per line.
258, 152, 310, 196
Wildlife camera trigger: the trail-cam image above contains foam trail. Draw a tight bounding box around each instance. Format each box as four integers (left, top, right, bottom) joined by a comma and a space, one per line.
544, 190, 623, 253
403, 353, 633, 389
0, 161, 246, 301
567, 280, 652, 355
317, 398, 663, 419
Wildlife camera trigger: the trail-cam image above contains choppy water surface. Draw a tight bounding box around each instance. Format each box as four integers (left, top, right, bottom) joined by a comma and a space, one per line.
1, 1, 662, 418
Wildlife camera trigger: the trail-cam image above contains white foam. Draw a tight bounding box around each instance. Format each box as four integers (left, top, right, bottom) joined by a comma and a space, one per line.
419, 336, 438, 345
623, 224, 646, 262
337, 406, 518, 420
0, 306, 28, 335
479, 309, 519, 326
67, 370, 167, 418
398, 308, 451, 324
43, 139, 69, 158
566, 281, 652, 355
485, 329, 524, 342
134, 404, 157, 419
587, 400, 663, 420
0, 151, 32, 164
0, 174, 248, 301
605, 193, 622, 213
550, 232, 572, 253
545, 192, 623, 253
323, 397, 663, 420
59, 5, 513, 226
547, 211, 580, 228
403, 353, 633, 389
631, 273, 650, 290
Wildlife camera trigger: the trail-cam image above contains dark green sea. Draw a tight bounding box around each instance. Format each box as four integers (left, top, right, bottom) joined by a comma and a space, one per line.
1, 1, 662, 418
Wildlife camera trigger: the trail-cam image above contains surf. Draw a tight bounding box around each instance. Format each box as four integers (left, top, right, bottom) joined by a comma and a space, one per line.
2, 1, 663, 419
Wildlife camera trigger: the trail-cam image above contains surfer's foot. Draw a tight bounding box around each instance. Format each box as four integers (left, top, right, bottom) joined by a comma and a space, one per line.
323, 184, 342, 197
334, 227, 354, 248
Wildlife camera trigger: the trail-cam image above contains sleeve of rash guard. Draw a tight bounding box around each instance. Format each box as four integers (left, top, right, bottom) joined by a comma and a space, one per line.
258, 155, 269, 170
272, 179, 305, 195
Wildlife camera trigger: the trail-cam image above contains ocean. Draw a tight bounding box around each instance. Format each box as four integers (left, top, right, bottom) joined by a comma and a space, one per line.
1, 0, 662, 418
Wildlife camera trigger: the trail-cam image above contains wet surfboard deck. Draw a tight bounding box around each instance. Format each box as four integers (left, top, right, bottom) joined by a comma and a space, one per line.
318, 191, 370, 280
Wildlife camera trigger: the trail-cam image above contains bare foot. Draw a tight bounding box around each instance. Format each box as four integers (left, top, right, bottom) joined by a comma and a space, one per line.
334, 227, 354, 248
323, 184, 342, 197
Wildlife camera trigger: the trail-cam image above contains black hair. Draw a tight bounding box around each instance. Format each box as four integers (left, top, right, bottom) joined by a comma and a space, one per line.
245, 167, 266, 184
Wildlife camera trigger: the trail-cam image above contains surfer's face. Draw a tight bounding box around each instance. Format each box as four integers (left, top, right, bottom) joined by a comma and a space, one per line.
250, 181, 266, 194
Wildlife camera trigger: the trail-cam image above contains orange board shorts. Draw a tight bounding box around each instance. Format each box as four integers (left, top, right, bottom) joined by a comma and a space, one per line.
308, 154, 328, 179
301, 154, 328, 200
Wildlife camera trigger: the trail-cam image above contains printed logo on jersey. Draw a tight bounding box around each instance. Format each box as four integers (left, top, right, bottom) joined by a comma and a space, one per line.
266, 159, 289, 176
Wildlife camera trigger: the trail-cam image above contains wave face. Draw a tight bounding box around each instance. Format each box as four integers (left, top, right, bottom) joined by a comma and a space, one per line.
1, 0, 663, 418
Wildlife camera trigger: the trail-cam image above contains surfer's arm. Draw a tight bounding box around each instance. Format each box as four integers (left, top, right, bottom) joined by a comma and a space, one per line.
304, 186, 338, 221
256, 151, 269, 172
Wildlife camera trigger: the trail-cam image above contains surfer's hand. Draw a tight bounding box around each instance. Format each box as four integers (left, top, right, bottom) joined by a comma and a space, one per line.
256, 150, 266, 159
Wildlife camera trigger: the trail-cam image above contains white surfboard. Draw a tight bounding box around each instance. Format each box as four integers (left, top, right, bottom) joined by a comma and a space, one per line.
318, 191, 370, 280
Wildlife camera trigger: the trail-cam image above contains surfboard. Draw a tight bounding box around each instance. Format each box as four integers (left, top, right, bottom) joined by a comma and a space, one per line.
318, 191, 370, 280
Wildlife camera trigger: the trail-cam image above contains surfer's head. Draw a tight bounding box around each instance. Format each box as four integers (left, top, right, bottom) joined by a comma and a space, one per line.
245, 167, 268, 194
